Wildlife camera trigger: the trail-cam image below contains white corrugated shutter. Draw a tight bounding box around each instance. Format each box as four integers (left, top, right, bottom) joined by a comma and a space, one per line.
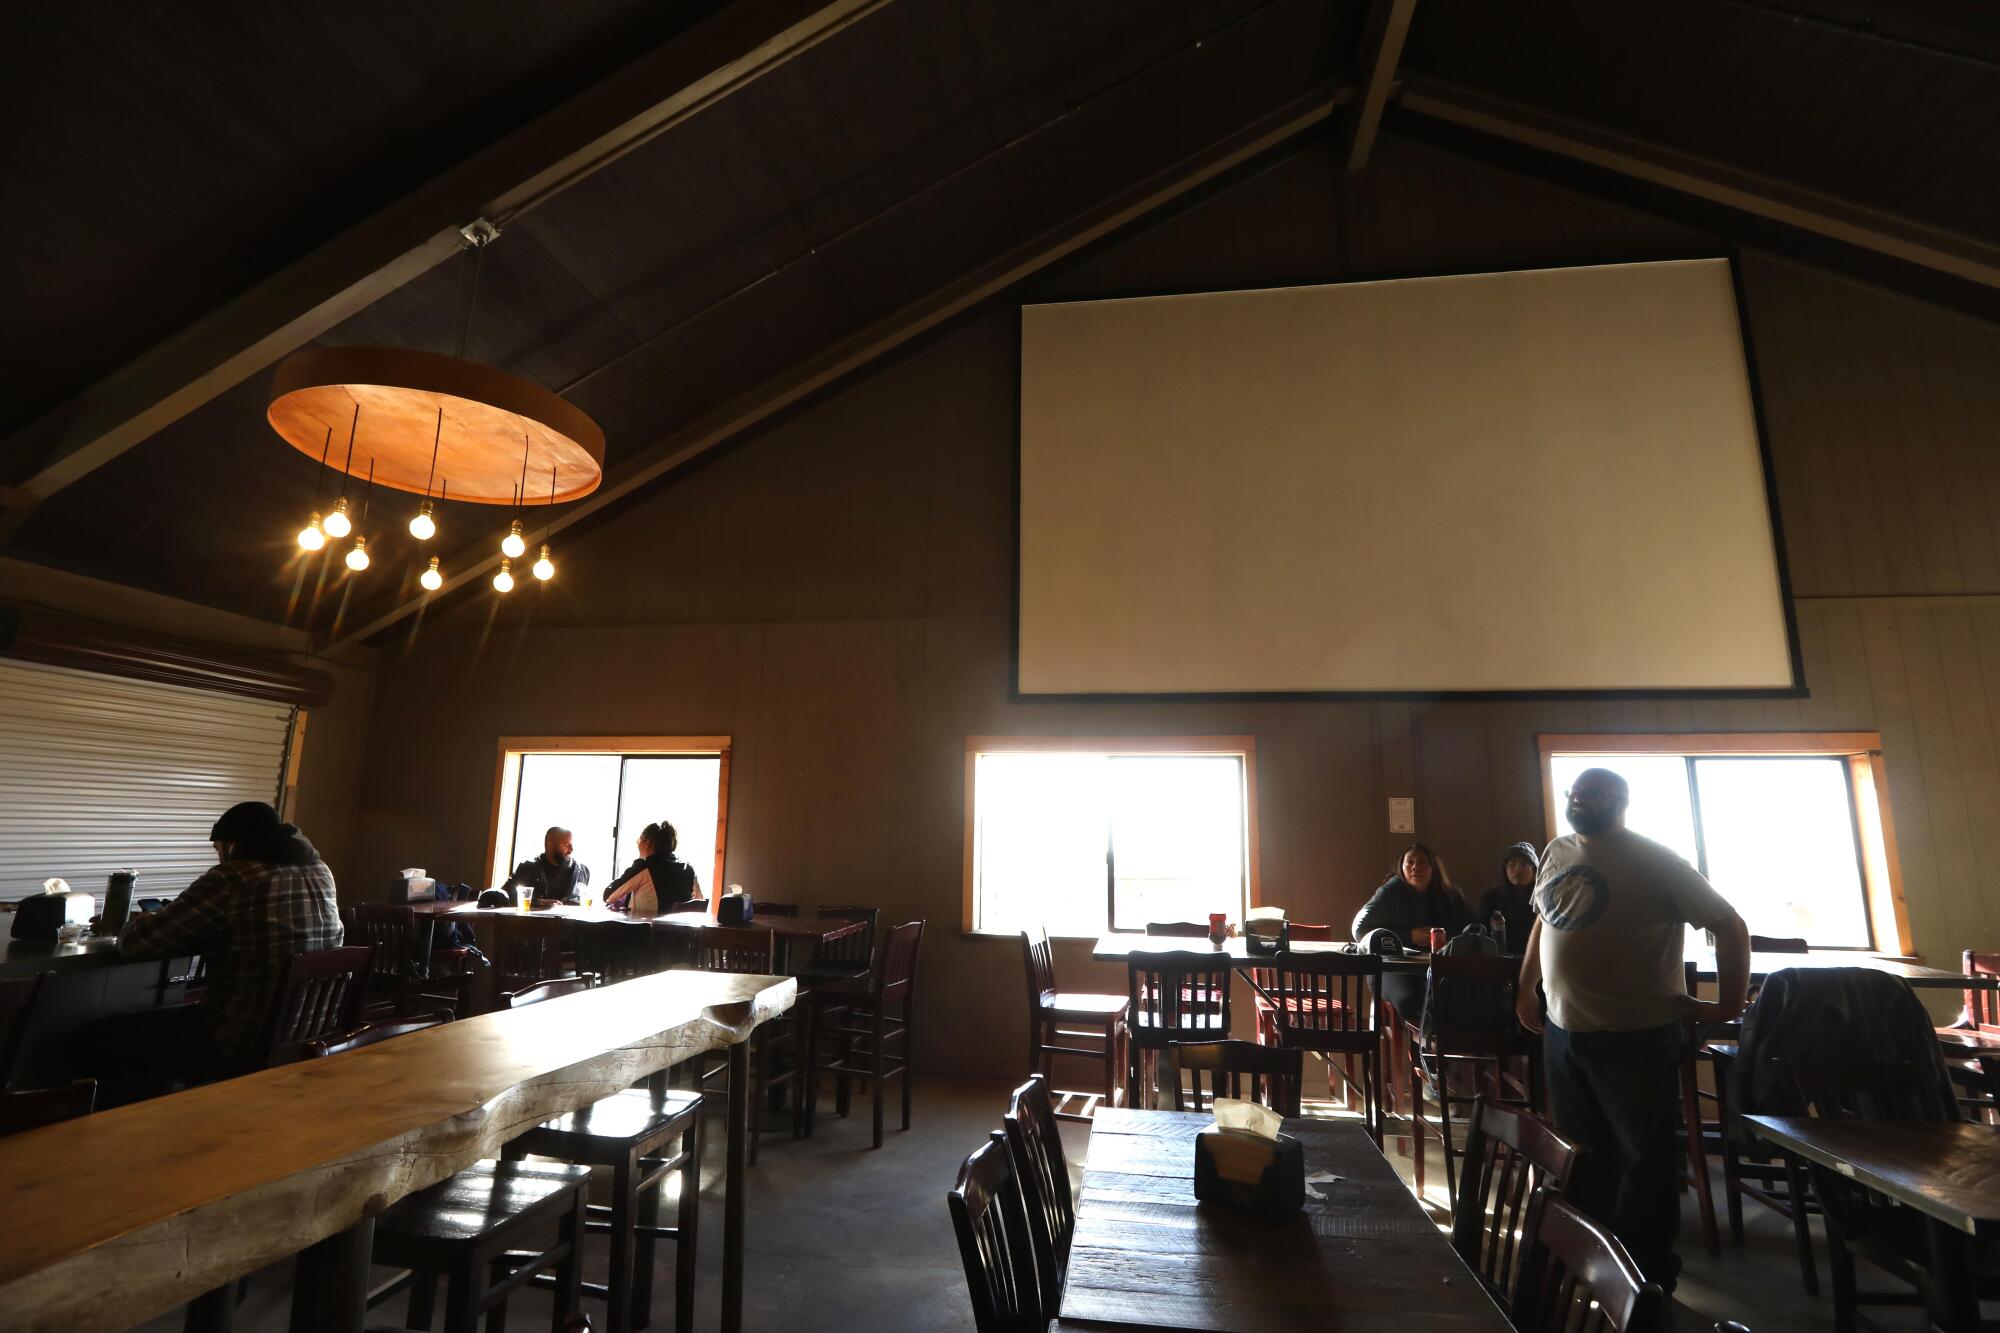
0, 658, 294, 901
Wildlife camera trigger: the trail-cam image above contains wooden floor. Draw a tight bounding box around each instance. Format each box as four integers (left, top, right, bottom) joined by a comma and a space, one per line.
130, 1076, 1942, 1332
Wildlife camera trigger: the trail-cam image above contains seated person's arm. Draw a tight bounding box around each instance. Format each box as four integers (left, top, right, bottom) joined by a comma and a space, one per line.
118, 870, 229, 960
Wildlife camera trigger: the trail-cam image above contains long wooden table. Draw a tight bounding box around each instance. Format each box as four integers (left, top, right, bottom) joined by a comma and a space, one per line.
1054, 1108, 1510, 1332
417, 900, 865, 971
0, 968, 795, 1333
1743, 1115, 2000, 1332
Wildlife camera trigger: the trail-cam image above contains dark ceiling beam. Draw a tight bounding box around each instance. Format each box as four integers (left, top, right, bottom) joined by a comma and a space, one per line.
1337, 0, 1418, 170
321, 83, 1356, 654
1397, 78, 2000, 292
0, 0, 890, 509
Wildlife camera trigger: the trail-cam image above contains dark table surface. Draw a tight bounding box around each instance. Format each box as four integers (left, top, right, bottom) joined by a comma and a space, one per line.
1054, 1108, 1509, 1331
0, 934, 135, 978
1742, 1116, 2000, 1233
411, 900, 865, 942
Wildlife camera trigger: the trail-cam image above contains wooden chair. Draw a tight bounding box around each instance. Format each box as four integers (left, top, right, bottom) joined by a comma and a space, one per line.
1021, 926, 1127, 1121
688, 926, 802, 1161
491, 915, 575, 996
947, 1130, 1044, 1333
346, 903, 459, 1020
1169, 1039, 1302, 1116
1959, 950, 1999, 1030
1144, 921, 1209, 937
1450, 1098, 1583, 1319
691, 926, 775, 973
1706, 1037, 1819, 1291
1782, 1058, 1990, 1333
0, 1078, 95, 1138
1002, 1074, 1073, 1311
0, 975, 43, 1089
805, 919, 924, 1148
1248, 922, 1333, 1045
1269, 952, 1383, 1142
1514, 1191, 1668, 1333
306, 1015, 449, 1058
371, 1160, 592, 1333
1407, 954, 1540, 1205
797, 905, 879, 983
502, 975, 706, 1333
1125, 951, 1230, 1110
502, 976, 598, 1008
575, 918, 672, 984
263, 945, 374, 1067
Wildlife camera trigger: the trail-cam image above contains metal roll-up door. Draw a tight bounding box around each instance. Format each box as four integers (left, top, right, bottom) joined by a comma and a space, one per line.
0, 657, 295, 901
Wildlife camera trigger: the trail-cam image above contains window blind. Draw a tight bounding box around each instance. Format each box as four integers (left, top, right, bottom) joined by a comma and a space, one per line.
0, 657, 294, 901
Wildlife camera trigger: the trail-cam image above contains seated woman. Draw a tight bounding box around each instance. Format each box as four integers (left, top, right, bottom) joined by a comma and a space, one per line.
1350, 842, 1471, 1021
604, 820, 701, 915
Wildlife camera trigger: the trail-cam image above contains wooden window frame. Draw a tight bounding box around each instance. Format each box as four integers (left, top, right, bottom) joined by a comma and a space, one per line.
486, 735, 731, 914
961, 735, 1261, 938
1537, 732, 1912, 955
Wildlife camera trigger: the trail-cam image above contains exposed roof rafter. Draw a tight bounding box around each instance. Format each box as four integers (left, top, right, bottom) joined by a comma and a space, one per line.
1338, 0, 1418, 170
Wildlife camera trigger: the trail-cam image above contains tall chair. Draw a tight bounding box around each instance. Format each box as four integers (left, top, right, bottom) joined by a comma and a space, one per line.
798, 906, 879, 984
1169, 1039, 1302, 1116
491, 916, 574, 996
575, 918, 672, 984
689, 926, 799, 1162
1514, 1191, 1668, 1333
500, 977, 705, 1333
1450, 1099, 1584, 1319
947, 1131, 1044, 1333
1407, 954, 1539, 1205
346, 904, 459, 1020
307, 1014, 450, 1058
691, 926, 775, 973
264, 945, 375, 1067
1021, 926, 1128, 1120
1269, 952, 1383, 1141
1124, 951, 1230, 1109
1144, 921, 1209, 937
1248, 922, 1333, 1045
0, 975, 44, 1089
1002, 1075, 1073, 1311
805, 920, 924, 1147
1959, 950, 1999, 1031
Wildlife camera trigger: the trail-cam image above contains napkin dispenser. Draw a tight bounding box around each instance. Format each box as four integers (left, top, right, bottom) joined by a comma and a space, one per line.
1193, 1098, 1304, 1217
12, 889, 95, 941
717, 890, 755, 926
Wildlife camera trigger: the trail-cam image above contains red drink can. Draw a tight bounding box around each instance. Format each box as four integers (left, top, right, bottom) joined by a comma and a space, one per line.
1429, 927, 1447, 953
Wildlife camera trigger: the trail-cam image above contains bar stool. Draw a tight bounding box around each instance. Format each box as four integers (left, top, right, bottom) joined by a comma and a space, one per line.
501, 982, 704, 1333
1020, 926, 1127, 1120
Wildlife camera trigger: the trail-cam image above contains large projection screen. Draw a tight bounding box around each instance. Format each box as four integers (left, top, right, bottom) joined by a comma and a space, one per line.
1017, 259, 1795, 697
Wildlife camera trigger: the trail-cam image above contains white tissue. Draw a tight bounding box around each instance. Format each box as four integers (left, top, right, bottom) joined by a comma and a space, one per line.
40, 878, 69, 895
1211, 1097, 1283, 1141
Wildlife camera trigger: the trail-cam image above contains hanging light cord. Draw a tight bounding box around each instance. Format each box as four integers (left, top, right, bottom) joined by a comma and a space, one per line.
337, 404, 360, 501
543, 464, 557, 540
360, 459, 375, 523
311, 426, 331, 507
514, 434, 531, 525
421, 407, 442, 501
454, 243, 486, 361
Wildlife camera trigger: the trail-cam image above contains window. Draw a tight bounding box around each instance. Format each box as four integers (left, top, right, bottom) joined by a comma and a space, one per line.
0, 658, 294, 901
1541, 734, 1908, 952
964, 737, 1256, 936
489, 738, 730, 898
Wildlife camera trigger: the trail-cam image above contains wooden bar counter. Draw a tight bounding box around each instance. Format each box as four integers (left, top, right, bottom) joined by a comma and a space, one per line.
0, 968, 795, 1332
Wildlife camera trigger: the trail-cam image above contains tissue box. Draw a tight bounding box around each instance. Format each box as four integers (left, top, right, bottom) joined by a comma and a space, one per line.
1194, 1126, 1305, 1216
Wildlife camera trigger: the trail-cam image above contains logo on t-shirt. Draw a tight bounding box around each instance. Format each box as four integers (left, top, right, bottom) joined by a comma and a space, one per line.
1536, 865, 1611, 931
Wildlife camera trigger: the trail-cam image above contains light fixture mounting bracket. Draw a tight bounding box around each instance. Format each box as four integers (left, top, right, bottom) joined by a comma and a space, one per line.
458, 218, 501, 249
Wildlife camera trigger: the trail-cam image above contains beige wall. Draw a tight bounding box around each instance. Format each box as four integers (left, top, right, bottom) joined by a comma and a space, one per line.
350, 136, 2000, 1073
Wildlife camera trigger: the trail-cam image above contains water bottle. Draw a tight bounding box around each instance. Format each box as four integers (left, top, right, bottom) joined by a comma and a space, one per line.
1490, 909, 1507, 941
102, 869, 137, 935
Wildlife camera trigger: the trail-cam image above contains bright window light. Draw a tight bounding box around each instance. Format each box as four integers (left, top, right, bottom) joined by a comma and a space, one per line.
972, 750, 1248, 935
504, 750, 725, 894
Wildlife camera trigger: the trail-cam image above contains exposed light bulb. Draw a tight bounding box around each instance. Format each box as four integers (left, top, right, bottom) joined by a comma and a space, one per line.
501, 519, 526, 559
532, 544, 555, 582
323, 498, 353, 539
343, 536, 370, 572
296, 514, 326, 551
492, 558, 515, 593
419, 556, 443, 592
408, 501, 436, 542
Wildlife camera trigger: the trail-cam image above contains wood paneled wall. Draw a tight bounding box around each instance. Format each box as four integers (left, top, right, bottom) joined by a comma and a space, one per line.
351, 135, 2000, 1073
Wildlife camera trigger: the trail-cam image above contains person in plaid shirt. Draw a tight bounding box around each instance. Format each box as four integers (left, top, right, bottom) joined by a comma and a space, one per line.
113, 800, 344, 1084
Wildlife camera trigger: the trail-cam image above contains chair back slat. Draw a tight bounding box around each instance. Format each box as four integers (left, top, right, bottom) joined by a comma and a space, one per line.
266, 945, 375, 1066
1451, 1098, 1584, 1315
306, 1014, 450, 1058
502, 975, 597, 1008
1022, 927, 1058, 1003
875, 920, 925, 1008
0, 975, 44, 1087
948, 1130, 1044, 1333
1515, 1191, 1666, 1333
1003, 1074, 1073, 1306
1169, 1039, 1303, 1116
694, 926, 775, 973
349, 904, 428, 980
1269, 951, 1379, 1051
0, 1078, 96, 1138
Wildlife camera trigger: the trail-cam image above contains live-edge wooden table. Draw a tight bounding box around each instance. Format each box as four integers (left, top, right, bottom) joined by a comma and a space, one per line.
1744, 1115, 2000, 1333
1055, 1107, 1510, 1332
0, 968, 795, 1333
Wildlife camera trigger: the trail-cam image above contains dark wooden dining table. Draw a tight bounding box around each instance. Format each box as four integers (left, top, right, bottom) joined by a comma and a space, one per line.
1743, 1115, 2000, 1333
1054, 1108, 1510, 1332
414, 899, 867, 971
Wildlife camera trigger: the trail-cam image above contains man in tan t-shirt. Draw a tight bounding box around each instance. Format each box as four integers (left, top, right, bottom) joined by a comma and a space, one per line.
1515, 767, 1750, 1291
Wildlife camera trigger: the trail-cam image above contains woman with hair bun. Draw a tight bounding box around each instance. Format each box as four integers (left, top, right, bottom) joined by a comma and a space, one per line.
604, 819, 700, 914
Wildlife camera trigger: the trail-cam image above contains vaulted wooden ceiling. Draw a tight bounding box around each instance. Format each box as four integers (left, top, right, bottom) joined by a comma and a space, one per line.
3, 0, 1995, 642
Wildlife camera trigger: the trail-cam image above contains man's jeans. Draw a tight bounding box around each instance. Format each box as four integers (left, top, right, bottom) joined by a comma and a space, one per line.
1543, 1018, 1685, 1289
